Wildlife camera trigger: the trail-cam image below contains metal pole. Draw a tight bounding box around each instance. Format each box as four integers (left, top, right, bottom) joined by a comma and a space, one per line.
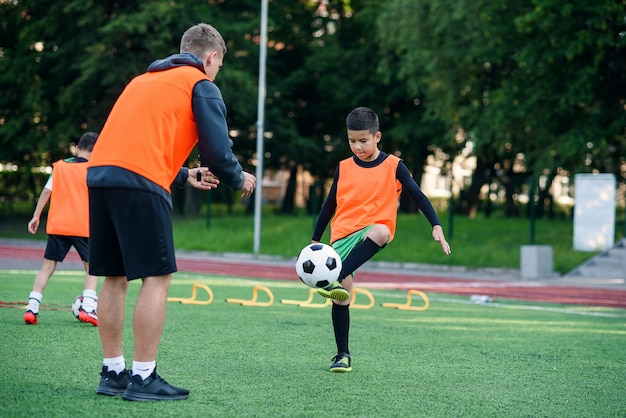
253, 0, 268, 254
529, 175, 536, 245
447, 169, 454, 241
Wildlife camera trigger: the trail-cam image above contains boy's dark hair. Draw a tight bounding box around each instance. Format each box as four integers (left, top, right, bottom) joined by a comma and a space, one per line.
346, 107, 379, 133
77, 132, 98, 152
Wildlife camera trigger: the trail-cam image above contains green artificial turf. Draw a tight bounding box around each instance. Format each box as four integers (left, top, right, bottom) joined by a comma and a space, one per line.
1, 270, 624, 417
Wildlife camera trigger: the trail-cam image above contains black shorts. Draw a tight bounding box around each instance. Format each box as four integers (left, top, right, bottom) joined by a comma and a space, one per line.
44, 235, 89, 262
88, 188, 176, 280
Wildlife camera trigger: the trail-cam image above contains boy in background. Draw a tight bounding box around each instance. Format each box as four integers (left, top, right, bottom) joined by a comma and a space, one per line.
24, 132, 99, 326
311, 107, 451, 372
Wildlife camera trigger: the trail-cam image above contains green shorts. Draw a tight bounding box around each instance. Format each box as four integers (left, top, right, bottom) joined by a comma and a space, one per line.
331, 226, 381, 280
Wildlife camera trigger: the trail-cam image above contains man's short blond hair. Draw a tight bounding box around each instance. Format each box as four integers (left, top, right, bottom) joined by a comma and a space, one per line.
180, 23, 227, 59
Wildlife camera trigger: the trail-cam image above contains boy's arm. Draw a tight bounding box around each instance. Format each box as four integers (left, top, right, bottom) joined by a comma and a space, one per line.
397, 162, 451, 255
311, 167, 339, 242
28, 187, 52, 234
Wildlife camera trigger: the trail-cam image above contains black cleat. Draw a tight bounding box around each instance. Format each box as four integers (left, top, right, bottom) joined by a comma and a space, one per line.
330, 352, 352, 372
122, 367, 189, 402
96, 366, 130, 396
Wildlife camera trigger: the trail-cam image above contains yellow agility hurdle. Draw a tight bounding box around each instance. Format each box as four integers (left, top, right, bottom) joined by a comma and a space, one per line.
167, 283, 214, 305
381, 289, 429, 311
226, 285, 274, 307
281, 288, 331, 308
281, 287, 375, 309
350, 287, 375, 309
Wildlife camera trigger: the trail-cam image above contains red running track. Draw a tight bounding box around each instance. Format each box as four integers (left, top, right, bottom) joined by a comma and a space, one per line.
2, 244, 625, 309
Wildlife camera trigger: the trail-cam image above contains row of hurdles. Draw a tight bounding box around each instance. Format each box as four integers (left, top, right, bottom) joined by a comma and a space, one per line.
167, 283, 430, 311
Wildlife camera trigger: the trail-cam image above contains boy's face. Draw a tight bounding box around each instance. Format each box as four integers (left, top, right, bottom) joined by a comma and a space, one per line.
347, 129, 381, 162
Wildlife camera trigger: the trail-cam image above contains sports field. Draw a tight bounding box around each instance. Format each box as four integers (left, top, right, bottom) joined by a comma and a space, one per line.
1, 270, 625, 417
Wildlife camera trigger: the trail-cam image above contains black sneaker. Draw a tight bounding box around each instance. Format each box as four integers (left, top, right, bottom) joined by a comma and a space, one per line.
96, 366, 130, 396
122, 367, 189, 401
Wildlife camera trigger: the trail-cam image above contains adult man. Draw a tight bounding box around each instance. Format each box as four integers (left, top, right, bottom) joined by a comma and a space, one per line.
89, 23, 256, 401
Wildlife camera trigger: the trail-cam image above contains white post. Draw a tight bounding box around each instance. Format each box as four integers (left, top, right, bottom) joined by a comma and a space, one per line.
253, 0, 268, 254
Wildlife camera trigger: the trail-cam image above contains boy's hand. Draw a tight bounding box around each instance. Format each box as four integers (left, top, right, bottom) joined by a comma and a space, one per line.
28, 218, 39, 234
432, 225, 451, 255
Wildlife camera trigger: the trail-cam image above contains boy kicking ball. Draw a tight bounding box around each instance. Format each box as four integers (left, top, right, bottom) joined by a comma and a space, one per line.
311, 107, 451, 372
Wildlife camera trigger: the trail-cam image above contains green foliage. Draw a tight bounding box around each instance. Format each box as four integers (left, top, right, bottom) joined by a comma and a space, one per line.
1, 271, 625, 417
0, 202, 605, 273
377, 0, 626, 178
174, 210, 595, 274
1, 0, 624, 218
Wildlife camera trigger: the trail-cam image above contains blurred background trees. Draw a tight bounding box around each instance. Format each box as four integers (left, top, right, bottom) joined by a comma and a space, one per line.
1, 0, 624, 218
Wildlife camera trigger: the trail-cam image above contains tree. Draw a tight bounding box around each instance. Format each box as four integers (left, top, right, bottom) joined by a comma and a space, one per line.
376, 0, 626, 217
276, 0, 448, 213
0, 0, 262, 210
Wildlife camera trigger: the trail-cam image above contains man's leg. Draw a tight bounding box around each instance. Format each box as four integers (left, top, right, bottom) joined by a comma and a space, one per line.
98, 276, 128, 358
133, 274, 172, 362
95, 276, 130, 396
122, 273, 189, 401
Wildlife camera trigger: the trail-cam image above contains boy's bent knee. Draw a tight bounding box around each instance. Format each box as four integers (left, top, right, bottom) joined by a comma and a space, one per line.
368, 224, 390, 245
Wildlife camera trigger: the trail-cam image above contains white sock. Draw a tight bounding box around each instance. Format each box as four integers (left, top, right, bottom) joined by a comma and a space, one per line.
103, 356, 126, 374
81, 289, 98, 313
132, 360, 156, 380
27, 291, 43, 313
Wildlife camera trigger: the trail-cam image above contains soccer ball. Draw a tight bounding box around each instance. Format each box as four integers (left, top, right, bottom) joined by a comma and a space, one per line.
71, 295, 83, 318
295, 243, 342, 289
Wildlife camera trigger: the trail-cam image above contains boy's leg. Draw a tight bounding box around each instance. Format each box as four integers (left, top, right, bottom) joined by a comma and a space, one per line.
24, 259, 57, 324
337, 237, 382, 282
74, 235, 99, 323
317, 232, 380, 301
82, 268, 99, 291
329, 276, 352, 372
31, 258, 58, 294
338, 223, 389, 281
79, 261, 99, 322
26, 235, 73, 322
332, 274, 352, 350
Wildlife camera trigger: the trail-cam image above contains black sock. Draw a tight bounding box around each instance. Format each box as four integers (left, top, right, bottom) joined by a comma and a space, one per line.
338, 237, 381, 282
332, 302, 350, 355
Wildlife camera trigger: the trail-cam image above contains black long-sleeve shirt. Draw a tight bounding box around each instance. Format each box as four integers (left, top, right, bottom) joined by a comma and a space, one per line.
312, 151, 441, 242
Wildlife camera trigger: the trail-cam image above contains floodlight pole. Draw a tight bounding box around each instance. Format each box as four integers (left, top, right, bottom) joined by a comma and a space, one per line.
253, 0, 268, 254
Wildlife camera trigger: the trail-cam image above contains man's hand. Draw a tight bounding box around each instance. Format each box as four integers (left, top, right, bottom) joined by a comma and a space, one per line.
432, 225, 451, 255
188, 167, 220, 190
240, 172, 256, 198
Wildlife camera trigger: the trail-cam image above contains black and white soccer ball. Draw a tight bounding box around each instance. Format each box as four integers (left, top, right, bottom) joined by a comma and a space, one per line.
71, 295, 83, 318
295, 243, 342, 289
